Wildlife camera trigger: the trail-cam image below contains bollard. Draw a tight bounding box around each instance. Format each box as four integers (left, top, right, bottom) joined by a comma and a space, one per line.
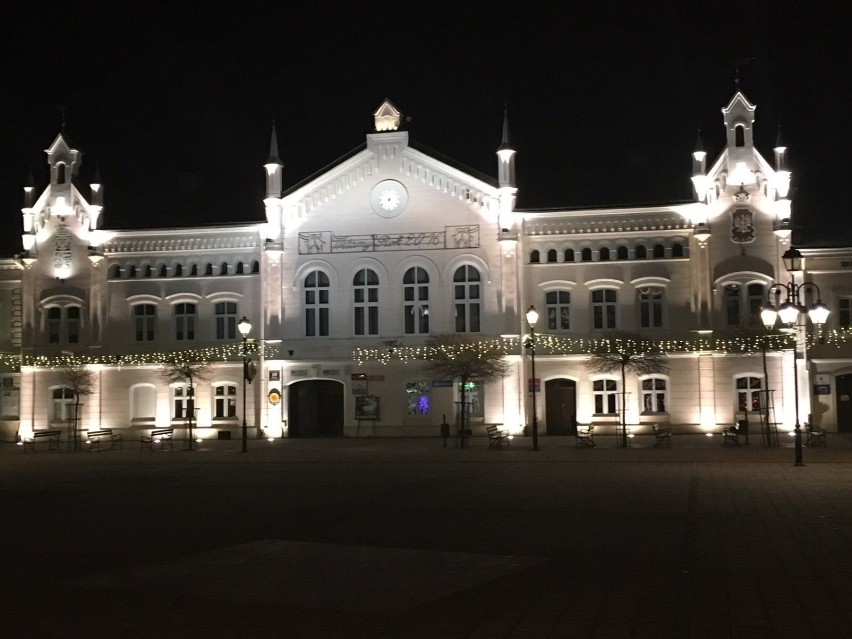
440, 416, 449, 447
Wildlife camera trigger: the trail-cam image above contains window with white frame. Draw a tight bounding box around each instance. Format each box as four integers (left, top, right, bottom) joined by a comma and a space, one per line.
593, 379, 619, 414
641, 377, 667, 413
638, 287, 664, 328
735, 376, 763, 413
305, 270, 330, 337
46, 305, 81, 344
213, 383, 237, 418
838, 297, 851, 328
215, 302, 237, 340
172, 385, 195, 420
134, 304, 157, 342
353, 268, 379, 335
130, 384, 156, 421
591, 289, 617, 330
454, 265, 481, 332
404, 267, 430, 335
746, 283, 765, 326
724, 282, 766, 328
174, 303, 196, 341
546, 290, 571, 330
52, 387, 75, 421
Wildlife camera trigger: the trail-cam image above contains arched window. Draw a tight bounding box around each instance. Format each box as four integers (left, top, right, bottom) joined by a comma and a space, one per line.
672, 243, 684, 258
205, 264, 213, 276
564, 248, 575, 262
305, 270, 330, 336
454, 265, 481, 332
641, 377, 668, 413
251, 260, 260, 274
547, 249, 558, 263
635, 245, 647, 259
581, 248, 593, 262
190, 264, 198, 276
353, 268, 379, 335
143, 265, 153, 278
735, 124, 745, 147
174, 263, 183, 277
159, 265, 168, 277
546, 290, 571, 330
109, 265, 121, 278
56, 163, 66, 184
599, 247, 611, 261
235, 262, 245, 275
653, 244, 665, 259
735, 376, 763, 412
220, 262, 229, 276
617, 246, 628, 260
404, 267, 430, 334
530, 250, 540, 263
129, 265, 137, 278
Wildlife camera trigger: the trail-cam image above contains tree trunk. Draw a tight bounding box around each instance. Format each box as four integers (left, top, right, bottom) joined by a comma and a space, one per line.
621, 363, 627, 448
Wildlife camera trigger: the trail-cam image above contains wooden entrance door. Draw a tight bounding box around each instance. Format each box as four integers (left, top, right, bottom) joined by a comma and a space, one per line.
545, 378, 576, 435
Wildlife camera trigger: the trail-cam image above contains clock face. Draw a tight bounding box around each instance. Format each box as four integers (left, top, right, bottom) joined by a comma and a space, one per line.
371, 180, 408, 217
379, 188, 401, 211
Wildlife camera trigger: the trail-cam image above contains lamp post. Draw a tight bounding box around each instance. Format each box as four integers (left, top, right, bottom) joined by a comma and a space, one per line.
237, 316, 252, 453
525, 305, 540, 451
760, 247, 829, 467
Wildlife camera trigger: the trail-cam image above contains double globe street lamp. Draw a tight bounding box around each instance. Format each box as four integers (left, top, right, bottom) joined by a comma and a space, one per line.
760, 247, 829, 466
525, 305, 540, 451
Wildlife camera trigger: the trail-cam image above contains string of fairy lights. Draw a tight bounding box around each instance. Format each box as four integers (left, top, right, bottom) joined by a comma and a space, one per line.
352, 328, 852, 365
1, 328, 850, 372
0, 343, 275, 372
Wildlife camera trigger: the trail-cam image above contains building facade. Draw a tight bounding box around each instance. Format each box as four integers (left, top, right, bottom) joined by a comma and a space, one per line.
1, 93, 851, 444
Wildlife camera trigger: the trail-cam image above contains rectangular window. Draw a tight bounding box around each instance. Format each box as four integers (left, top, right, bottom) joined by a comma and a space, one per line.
546, 291, 570, 330
641, 378, 667, 413
839, 298, 852, 328
725, 284, 741, 327
66, 306, 81, 343
593, 379, 618, 414
175, 303, 196, 341
47, 307, 61, 343
639, 288, 663, 328
214, 385, 237, 418
592, 289, 617, 330
173, 386, 194, 420
215, 302, 237, 340
52, 387, 75, 421
134, 304, 156, 342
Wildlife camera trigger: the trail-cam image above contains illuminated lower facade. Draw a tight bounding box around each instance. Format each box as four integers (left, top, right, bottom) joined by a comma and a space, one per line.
2, 94, 852, 444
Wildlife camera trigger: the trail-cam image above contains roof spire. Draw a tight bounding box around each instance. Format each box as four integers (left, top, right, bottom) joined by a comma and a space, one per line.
267, 117, 282, 166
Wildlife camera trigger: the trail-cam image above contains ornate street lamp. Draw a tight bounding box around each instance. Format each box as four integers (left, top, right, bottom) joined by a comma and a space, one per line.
760, 247, 829, 466
525, 305, 540, 451
237, 316, 252, 453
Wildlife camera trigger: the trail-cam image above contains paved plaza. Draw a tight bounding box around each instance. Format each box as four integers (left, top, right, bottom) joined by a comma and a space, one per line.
2, 433, 851, 638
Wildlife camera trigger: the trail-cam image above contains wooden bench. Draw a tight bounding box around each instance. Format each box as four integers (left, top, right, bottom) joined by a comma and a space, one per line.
575, 425, 595, 448
486, 424, 509, 448
653, 424, 672, 448
140, 428, 174, 451
805, 422, 826, 447
85, 429, 123, 451
22, 430, 62, 453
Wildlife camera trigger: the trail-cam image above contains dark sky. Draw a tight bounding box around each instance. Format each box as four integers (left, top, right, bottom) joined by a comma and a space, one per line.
1, 3, 847, 259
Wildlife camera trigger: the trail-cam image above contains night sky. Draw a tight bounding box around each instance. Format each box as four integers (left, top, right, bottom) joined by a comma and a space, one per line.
1, 3, 847, 260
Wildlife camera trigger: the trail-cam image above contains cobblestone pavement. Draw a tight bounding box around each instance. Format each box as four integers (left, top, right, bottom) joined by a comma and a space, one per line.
2, 434, 851, 638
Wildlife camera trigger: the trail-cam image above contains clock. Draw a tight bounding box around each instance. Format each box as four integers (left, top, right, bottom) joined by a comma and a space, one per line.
370, 180, 408, 217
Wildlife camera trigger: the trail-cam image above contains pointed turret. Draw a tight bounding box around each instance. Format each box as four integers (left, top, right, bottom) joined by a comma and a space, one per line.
691, 128, 709, 202
497, 107, 516, 188
264, 120, 283, 199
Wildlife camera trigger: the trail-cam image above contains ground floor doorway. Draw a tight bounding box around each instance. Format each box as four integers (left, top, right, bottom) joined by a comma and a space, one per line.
545, 378, 577, 435
836, 374, 852, 433
288, 380, 344, 437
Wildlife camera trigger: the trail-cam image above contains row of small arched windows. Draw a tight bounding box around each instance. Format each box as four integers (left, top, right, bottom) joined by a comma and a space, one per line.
109, 261, 260, 279
530, 243, 685, 264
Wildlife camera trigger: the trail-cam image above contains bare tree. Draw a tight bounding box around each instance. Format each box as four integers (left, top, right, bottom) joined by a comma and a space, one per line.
62, 365, 96, 452
159, 359, 211, 449
586, 333, 668, 447
421, 334, 511, 445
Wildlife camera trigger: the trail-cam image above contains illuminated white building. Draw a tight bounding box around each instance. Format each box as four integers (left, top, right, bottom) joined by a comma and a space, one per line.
1, 93, 851, 443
